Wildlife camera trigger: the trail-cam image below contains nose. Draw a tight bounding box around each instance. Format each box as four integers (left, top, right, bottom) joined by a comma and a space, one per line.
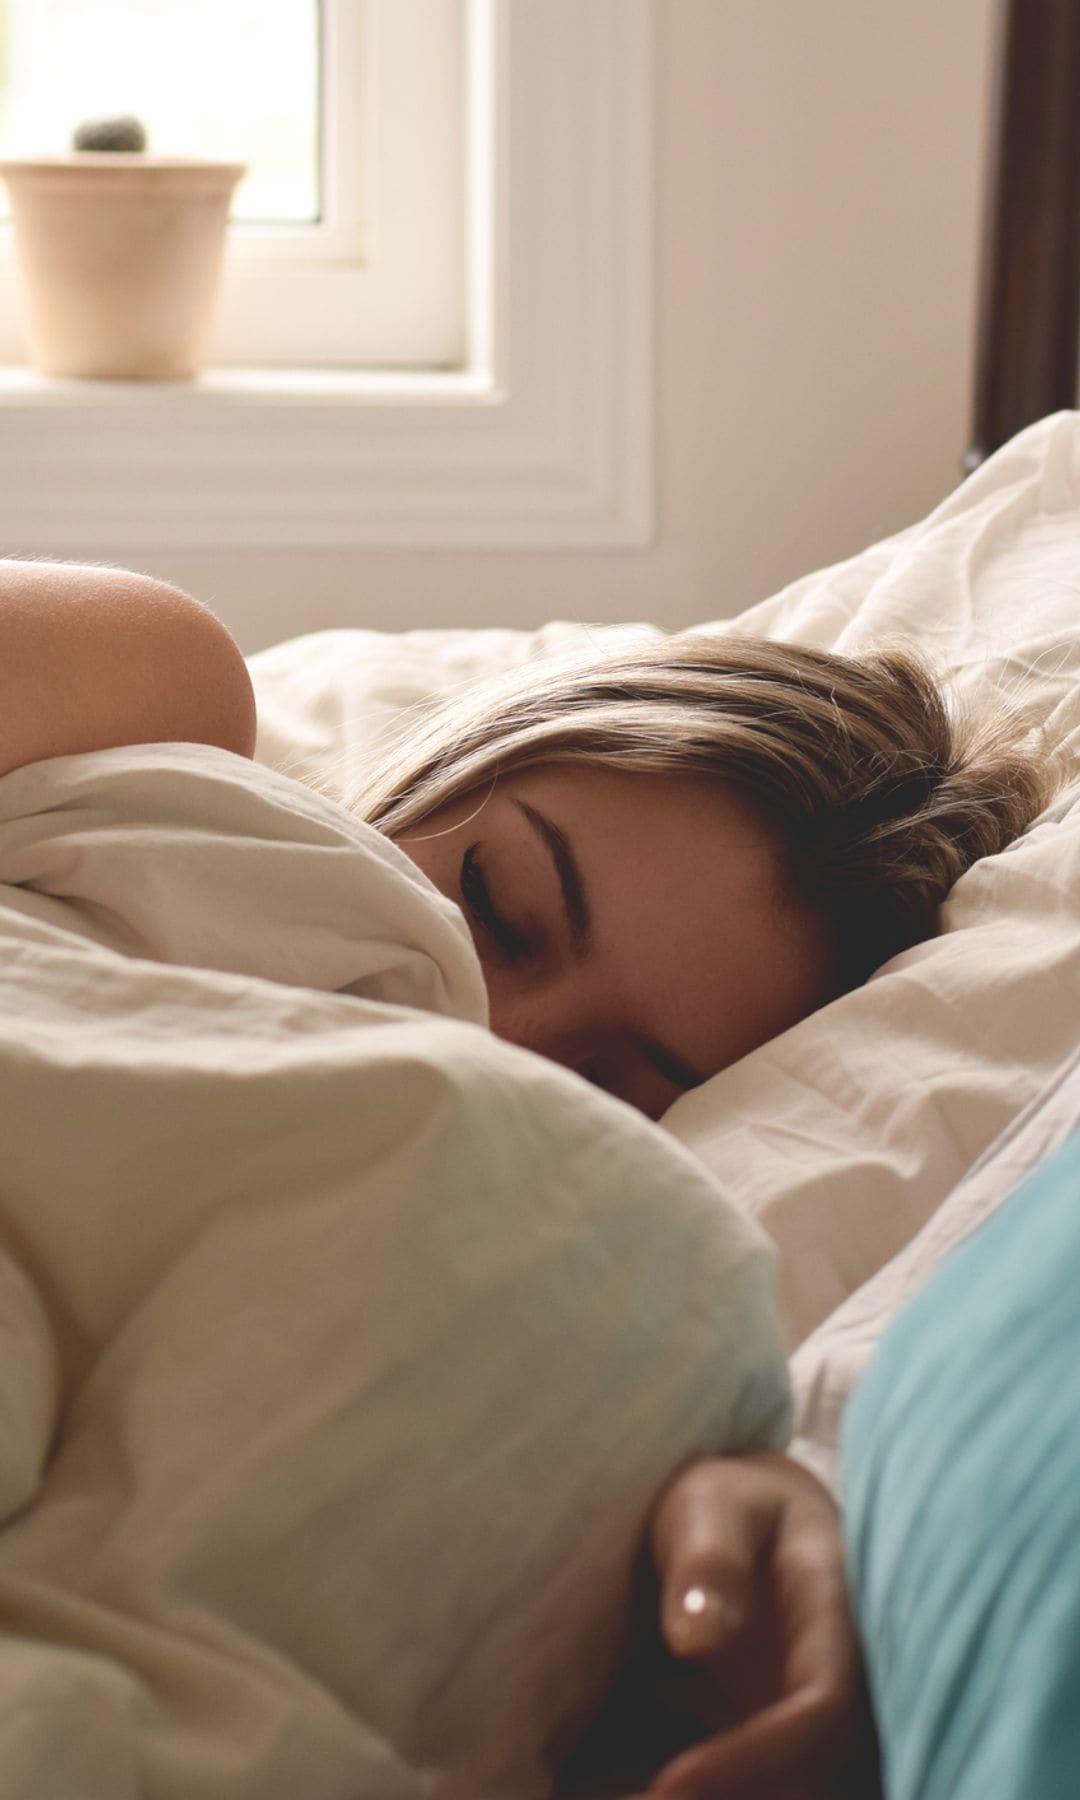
486, 990, 559, 1061
483, 972, 595, 1073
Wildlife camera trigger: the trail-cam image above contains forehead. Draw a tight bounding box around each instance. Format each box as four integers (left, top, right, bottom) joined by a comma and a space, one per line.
508, 761, 780, 885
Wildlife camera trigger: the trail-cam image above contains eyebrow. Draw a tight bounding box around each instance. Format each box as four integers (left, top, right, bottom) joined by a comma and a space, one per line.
513, 799, 593, 958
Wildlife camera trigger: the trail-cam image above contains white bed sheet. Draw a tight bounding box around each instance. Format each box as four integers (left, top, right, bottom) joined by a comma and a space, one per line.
791, 1040, 1080, 1493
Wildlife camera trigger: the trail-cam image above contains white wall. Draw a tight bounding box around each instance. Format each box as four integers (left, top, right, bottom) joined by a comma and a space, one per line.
147, 0, 997, 652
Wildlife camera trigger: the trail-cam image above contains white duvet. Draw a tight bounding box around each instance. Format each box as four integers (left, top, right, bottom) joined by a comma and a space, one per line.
0, 746, 790, 1800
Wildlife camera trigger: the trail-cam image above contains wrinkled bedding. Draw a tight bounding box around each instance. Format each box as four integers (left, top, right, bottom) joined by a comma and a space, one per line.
0, 745, 791, 1799
792, 1041, 1080, 1493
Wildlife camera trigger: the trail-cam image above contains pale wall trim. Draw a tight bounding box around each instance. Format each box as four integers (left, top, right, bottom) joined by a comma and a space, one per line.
0, 0, 654, 555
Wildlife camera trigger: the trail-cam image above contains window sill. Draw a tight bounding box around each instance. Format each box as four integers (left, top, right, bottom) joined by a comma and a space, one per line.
0, 355, 647, 553
0, 364, 495, 406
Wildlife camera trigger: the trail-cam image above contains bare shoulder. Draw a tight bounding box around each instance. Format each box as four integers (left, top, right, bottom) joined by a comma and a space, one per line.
0, 559, 257, 774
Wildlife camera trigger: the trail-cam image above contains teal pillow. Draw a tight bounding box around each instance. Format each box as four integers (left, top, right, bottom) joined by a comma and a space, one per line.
843, 1128, 1080, 1800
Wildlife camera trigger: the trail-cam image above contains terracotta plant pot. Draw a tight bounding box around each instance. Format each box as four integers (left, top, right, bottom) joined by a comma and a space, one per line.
0, 155, 246, 380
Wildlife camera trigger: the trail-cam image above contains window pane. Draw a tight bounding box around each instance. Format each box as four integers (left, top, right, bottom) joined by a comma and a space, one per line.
0, 0, 320, 223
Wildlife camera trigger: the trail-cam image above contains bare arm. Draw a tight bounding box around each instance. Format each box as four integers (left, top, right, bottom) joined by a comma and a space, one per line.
0, 559, 257, 778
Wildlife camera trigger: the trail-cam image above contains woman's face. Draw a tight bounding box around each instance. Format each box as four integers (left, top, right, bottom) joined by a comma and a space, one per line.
399, 764, 832, 1119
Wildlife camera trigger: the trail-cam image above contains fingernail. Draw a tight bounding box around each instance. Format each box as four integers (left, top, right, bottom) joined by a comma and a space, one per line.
667, 1583, 741, 1653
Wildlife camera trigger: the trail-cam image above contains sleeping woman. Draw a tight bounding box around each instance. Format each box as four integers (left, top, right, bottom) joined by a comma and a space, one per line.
0, 556, 1052, 1798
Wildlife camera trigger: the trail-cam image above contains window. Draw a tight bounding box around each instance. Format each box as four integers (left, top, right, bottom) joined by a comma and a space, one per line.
0, 0, 468, 368
0, 3, 653, 555
0, 0, 322, 222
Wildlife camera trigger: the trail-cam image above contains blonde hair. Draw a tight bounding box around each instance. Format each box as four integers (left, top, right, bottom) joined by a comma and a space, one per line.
354, 633, 1053, 992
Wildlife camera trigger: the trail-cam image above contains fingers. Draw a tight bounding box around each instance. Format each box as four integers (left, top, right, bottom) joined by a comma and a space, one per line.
649, 1677, 851, 1795
645, 1452, 872, 1799
769, 1477, 859, 1700
650, 1457, 774, 1659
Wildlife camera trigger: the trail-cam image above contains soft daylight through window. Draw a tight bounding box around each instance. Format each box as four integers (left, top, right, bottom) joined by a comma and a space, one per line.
0, 0, 320, 222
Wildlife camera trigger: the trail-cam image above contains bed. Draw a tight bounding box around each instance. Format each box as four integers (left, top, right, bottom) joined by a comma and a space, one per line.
231, 404, 1078, 1799
250, 404, 1080, 1451
248, 15, 1080, 1761
0, 3, 1078, 1794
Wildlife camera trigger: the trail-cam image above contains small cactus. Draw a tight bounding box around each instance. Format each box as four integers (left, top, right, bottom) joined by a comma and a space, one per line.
72, 115, 148, 154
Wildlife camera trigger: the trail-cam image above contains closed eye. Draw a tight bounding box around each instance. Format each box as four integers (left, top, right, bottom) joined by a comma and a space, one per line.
460, 844, 532, 965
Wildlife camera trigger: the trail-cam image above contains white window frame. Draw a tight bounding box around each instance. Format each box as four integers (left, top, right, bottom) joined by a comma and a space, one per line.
0, 0, 654, 554
212, 0, 469, 368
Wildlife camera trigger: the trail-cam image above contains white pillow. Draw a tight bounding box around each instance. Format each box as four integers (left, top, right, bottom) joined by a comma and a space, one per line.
249, 411, 1080, 1345
789, 1040, 1080, 1494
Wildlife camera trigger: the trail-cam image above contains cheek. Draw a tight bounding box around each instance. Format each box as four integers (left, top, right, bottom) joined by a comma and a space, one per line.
737, 920, 833, 1045
653, 922, 828, 1074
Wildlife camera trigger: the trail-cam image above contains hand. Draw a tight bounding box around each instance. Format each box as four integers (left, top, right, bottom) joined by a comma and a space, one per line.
643, 1451, 880, 1799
